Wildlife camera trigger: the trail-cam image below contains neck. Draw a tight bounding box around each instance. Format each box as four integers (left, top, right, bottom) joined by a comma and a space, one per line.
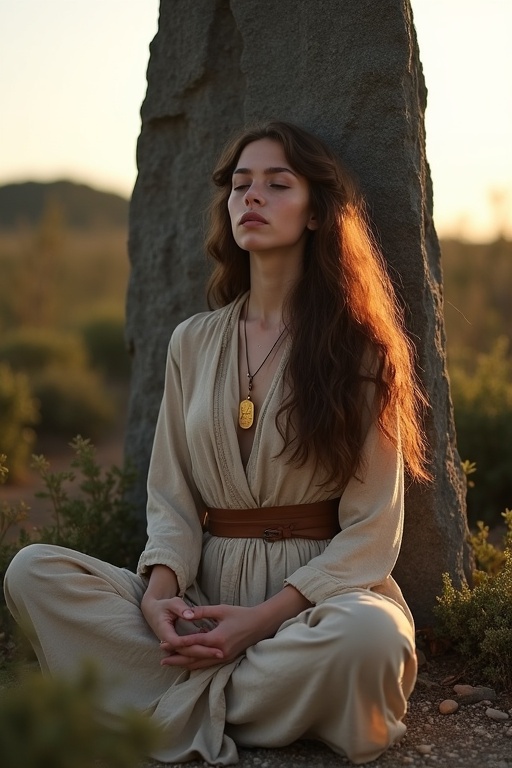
247, 249, 304, 329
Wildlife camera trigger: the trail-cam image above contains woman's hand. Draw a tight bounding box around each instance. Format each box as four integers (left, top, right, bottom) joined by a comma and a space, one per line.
140, 564, 227, 666
141, 592, 196, 644
159, 586, 312, 671
159, 603, 267, 671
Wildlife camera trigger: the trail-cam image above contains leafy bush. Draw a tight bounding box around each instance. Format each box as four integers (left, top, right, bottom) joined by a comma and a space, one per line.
0, 456, 32, 653
0, 364, 39, 481
449, 336, 512, 526
0, 662, 160, 768
435, 513, 512, 690
80, 312, 131, 381
32, 436, 140, 567
0, 328, 88, 373
0, 328, 116, 442
34, 366, 115, 439
469, 510, 512, 576
0, 456, 31, 576
0, 457, 30, 572
0, 440, 141, 660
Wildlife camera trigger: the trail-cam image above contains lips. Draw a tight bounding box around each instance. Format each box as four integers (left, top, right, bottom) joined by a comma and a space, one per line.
239, 212, 268, 225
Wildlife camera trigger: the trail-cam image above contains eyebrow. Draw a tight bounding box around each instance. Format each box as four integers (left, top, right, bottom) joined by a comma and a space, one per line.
232, 166, 297, 177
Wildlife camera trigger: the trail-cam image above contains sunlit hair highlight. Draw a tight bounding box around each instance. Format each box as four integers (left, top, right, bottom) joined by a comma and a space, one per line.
206, 121, 430, 486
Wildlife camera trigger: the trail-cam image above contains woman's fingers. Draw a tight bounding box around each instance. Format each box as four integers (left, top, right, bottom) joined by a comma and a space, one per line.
142, 595, 196, 643
161, 643, 223, 664
161, 654, 225, 671
187, 604, 223, 622
160, 633, 224, 656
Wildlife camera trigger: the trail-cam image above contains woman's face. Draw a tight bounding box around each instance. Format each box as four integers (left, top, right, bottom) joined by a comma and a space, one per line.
227, 138, 317, 259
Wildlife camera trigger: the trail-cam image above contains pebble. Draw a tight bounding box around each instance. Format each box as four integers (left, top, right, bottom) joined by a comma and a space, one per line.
485, 707, 509, 722
506, 726, 512, 737
453, 684, 474, 696
416, 743, 434, 755
439, 698, 459, 714
456, 686, 497, 705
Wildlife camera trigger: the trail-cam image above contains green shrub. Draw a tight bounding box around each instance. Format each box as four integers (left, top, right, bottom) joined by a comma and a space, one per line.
0, 364, 39, 481
0, 327, 116, 443
469, 510, 512, 576
449, 336, 512, 526
79, 312, 131, 380
435, 513, 512, 690
32, 436, 141, 568
0, 663, 160, 768
34, 366, 115, 439
0, 440, 141, 660
0, 456, 30, 574
0, 328, 88, 373
0, 455, 31, 654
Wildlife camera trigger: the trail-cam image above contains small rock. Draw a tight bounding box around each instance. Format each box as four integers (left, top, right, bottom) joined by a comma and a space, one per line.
453, 684, 474, 695
401, 758, 414, 765
485, 707, 509, 722
416, 649, 427, 667
439, 699, 459, 714
416, 744, 433, 755
474, 726, 488, 736
456, 686, 497, 705
505, 726, 512, 736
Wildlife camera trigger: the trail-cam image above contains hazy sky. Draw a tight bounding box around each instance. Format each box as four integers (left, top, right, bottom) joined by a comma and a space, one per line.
1, 0, 510, 241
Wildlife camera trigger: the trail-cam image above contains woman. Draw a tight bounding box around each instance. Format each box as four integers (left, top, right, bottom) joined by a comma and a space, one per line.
5, 121, 429, 765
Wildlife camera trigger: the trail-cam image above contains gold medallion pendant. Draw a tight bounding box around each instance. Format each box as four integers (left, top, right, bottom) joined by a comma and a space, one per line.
239, 297, 288, 432
239, 398, 254, 429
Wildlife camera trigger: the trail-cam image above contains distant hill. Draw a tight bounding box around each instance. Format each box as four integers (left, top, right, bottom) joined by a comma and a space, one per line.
0, 180, 129, 229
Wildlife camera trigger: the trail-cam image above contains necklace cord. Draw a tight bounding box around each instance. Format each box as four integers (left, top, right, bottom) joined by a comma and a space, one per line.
238, 298, 288, 430
243, 298, 288, 398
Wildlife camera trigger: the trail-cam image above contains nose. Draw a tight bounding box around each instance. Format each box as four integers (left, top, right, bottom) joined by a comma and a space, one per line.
244, 182, 264, 207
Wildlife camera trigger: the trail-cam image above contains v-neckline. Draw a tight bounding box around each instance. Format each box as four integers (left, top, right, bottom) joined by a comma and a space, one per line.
235, 308, 290, 478
213, 294, 290, 505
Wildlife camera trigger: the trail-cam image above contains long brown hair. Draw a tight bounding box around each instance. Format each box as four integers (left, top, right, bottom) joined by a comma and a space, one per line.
206, 121, 430, 486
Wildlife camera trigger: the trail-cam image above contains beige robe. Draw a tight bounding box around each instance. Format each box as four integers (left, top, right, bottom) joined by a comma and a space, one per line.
4, 293, 417, 766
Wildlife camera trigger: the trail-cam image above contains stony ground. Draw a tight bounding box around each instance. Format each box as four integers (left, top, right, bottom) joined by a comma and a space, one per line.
140, 654, 512, 768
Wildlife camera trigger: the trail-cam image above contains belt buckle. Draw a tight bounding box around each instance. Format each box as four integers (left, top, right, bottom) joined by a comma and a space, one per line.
263, 527, 282, 542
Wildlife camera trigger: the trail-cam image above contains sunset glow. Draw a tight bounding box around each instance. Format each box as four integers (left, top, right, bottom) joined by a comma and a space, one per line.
0, 0, 510, 241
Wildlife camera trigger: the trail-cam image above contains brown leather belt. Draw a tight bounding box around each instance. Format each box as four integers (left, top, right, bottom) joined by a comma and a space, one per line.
204, 499, 340, 541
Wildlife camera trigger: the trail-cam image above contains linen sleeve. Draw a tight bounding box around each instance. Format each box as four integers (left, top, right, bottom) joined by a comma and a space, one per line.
283, 418, 404, 604
137, 327, 204, 595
